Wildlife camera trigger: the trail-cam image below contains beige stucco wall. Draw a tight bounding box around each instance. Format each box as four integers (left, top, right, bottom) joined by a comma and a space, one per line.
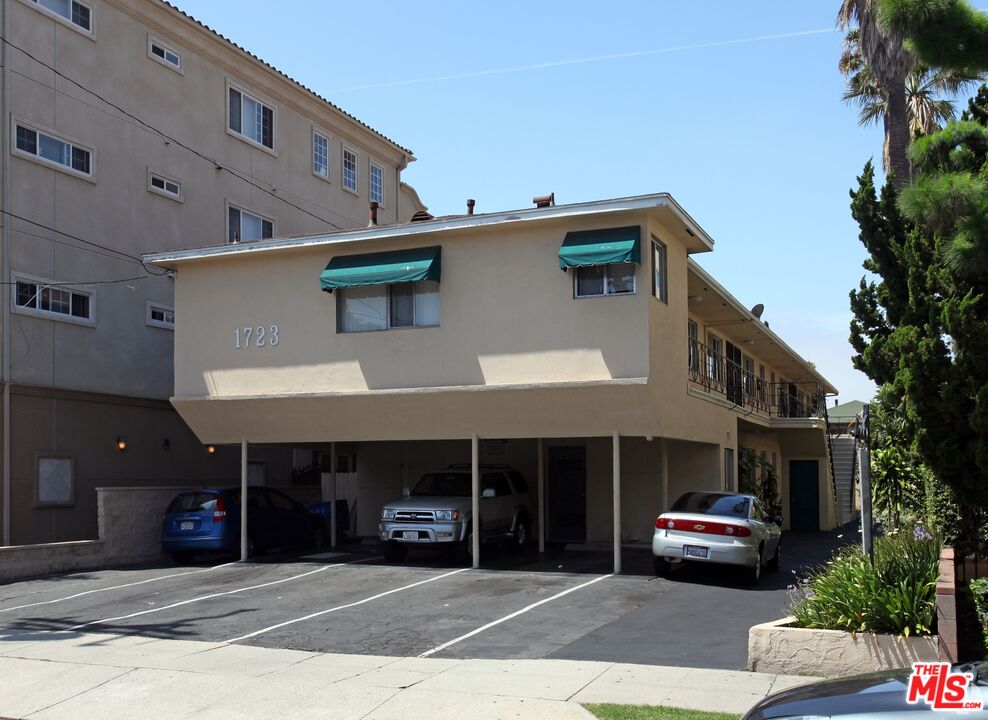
1, 0, 420, 543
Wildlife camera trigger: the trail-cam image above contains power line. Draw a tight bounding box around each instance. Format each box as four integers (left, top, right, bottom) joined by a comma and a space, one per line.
0, 34, 353, 232
1, 210, 169, 276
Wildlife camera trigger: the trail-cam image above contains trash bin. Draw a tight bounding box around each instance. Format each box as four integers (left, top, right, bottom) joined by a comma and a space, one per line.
307, 499, 350, 543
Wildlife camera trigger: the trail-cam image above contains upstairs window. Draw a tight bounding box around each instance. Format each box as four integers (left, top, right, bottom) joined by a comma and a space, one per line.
147, 303, 175, 329
342, 147, 358, 193
15, 278, 92, 322
313, 131, 329, 178
15, 123, 91, 177
369, 162, 384, 205
652, 236, 668, 303
149, 38, 181, 70
228, 206, 273, 243
228, 87, 274, 149
338, 281, 439, 333
149, 172, 181, 200
574, 263, 636, 297
32, 0, 91, 32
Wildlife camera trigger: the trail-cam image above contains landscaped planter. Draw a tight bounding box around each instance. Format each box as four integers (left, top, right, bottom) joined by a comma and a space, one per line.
748, 616, 938, 678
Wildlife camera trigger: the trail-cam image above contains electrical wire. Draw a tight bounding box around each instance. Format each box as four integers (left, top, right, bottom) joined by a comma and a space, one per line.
0, 34, 356, 232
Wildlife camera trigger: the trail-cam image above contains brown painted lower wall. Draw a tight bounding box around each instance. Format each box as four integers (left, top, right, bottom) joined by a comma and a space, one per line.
3, 385, 294, 545
938, 547, 988, 662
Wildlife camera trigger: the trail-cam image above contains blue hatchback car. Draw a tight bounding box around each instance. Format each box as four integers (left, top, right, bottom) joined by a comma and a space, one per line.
161, 486, 328, 563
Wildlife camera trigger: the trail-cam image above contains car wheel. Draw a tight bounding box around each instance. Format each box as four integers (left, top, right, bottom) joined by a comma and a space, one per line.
171, 551, 195, 565
747, 545, 763, 585
767, 539, 781, 572
459, 529, 476, 565
310, 523, 329, 550
510, 517, 528, 553
653, 556, 669, 577
383, 541, 407, 562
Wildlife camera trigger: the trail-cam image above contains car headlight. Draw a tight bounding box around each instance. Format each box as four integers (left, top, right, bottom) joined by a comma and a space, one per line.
435, 510, 461, 521
381, 508, 396, 520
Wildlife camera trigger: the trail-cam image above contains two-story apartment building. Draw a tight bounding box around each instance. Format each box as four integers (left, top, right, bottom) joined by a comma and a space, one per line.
146, 193, 839, 572
0, 0, 424, 544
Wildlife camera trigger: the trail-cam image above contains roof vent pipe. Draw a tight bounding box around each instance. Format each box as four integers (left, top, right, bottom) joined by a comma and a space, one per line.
533, 193, 555, 208
368, 201, 379, 227
466, 199, 475, 215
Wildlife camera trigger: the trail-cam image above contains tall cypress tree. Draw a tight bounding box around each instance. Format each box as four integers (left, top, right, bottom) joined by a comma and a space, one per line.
849, 88, 988, 547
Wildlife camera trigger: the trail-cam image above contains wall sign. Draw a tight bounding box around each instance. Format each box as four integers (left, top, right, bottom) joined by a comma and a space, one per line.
234, 324, 279, 349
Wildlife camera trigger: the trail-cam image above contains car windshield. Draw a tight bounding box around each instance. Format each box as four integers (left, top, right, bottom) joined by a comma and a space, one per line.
166, 492, 218, 514
412, 473, 471, 497
671, 492, 750, 519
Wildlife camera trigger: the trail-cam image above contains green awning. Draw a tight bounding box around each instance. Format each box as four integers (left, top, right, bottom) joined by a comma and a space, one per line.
558, 226, 641, 269
320, 246, 441, 292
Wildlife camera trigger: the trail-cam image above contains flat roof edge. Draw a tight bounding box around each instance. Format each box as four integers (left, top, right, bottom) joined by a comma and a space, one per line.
145, 193, 715, 265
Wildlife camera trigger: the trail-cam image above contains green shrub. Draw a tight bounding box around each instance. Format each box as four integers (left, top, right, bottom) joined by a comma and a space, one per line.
971, 578, 988, 646
789, 527, 942, 636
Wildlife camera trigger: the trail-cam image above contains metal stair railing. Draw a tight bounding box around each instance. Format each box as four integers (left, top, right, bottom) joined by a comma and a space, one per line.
821, 399, 841, 525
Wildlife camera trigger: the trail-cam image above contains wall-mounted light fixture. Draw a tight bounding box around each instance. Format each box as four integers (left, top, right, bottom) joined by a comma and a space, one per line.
116, 436, 127, 453
206, 445, 216, 455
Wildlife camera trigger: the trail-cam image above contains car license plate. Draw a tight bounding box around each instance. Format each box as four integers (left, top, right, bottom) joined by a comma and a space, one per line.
402, 531, 419, 541
180, 521, 194, 531
684, 545, 709, 559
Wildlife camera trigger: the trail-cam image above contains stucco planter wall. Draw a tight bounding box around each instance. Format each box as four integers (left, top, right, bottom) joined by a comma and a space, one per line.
749, 616, 938, 678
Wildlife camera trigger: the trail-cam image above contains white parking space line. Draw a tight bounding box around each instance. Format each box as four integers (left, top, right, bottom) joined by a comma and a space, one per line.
54, 557, 379, 634
225, 567, 471, 644
0, 561, 239, 615
418, 573, 612, 658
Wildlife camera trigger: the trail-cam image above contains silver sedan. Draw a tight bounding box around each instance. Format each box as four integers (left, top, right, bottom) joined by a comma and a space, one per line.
652, 491, 783, 584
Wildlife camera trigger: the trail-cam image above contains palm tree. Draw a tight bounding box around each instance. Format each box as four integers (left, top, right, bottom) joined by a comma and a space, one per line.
840, 29, 982, 170
838, 0, 917, 188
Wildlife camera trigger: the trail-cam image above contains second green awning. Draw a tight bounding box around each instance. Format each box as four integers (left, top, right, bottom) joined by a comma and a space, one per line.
320, 245, 441, 292
558, 226, 641, 269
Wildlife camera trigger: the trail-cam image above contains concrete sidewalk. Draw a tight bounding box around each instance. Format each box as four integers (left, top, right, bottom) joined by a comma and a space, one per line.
0, 633, 816, 719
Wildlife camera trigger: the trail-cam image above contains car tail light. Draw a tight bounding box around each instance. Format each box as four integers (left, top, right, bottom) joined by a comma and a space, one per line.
213, 495, 227, 523
656, 516, 750, 537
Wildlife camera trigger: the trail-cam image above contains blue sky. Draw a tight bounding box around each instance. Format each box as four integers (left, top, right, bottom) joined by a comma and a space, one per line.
174, 1, 919, 403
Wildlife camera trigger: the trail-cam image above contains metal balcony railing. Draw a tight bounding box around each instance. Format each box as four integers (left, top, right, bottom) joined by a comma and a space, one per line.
688, 338, 824, 419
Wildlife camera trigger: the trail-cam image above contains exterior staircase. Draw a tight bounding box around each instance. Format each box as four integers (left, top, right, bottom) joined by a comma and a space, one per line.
830, 435, 858, 526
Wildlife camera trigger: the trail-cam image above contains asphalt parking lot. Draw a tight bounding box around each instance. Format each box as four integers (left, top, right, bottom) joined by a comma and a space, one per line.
0, 530, 850, 670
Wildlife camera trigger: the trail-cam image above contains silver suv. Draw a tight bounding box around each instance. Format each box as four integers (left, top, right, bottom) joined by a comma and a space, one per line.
378, 464, 532, 561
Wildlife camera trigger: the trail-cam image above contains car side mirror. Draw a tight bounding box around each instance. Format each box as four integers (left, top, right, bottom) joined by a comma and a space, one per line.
773, 514, 784, 527
402, 487, 411, 499
482, 488, 496, 499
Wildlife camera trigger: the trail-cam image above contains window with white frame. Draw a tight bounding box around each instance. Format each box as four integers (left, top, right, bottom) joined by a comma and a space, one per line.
574, 263, 636, 297
338, 281, 439, 333
342, 147, 358, 192
652, 235, 668, 303
228, 206, 274, 243
149, 172, 181, 200
15, 277, 92, 322
31, 0, 91, 32
228, 86, 274, 149
149, 38, 181, 70
38, 456, 74, 506
369, 162, 384, 205
313, 131, 329, 178
14, 123, 91, 176
147, 303, 175, 329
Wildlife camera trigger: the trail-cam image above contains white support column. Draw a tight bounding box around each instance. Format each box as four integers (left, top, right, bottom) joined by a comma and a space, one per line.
471, 434, 480, 569
660, 438, 669, 512
537, 438, 545, 554
612, 432, 621, 575
240, 438, 248, 562
329, 442, 337, 548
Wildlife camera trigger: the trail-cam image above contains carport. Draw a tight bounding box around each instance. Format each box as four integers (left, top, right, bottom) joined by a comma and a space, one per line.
231, 429, 639, 573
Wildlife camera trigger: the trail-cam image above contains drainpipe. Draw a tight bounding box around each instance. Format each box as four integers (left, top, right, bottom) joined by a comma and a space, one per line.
613, 432, 621, 574
2, 0, 12, 546
537, 438, 544, 554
